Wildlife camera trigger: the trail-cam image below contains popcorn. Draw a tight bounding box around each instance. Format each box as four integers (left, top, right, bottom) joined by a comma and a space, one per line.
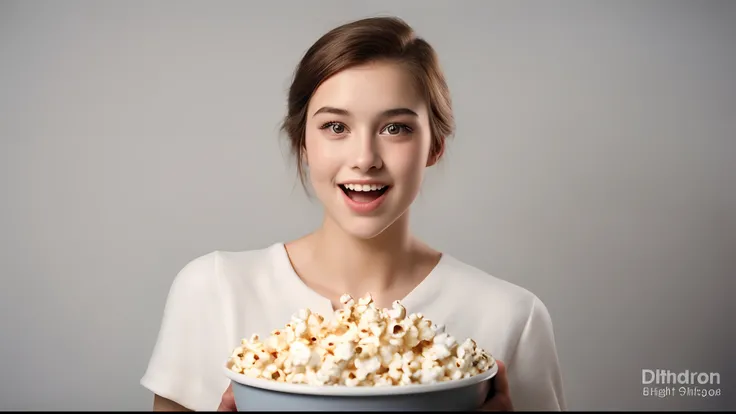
378, 344, 396, 365
334, 341, 356, 362
354, 355, 382, 380
226, 293, 495, 387
415, 318, 436, 342
341, 370, 361, 387
387, 354, 404, 380
288, 340, 320, 368
244, 367, 262, 378
356, 335, 380, 358
340, 293, 355, 309
419, 362, 445, 384
424, 332, 456, 361
334, 308, 351, 324
264, 329, 290, 351
262, 364, 286, 382
356, 293, 374, 313
374, 375, 394, 387
457, 338, 476, 360
316, 354, 344, 384
292, 308, 311, 322
387, 300, 407, 320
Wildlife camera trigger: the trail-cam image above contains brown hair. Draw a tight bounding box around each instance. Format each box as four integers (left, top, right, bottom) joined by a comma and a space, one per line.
280, 16, 455, 190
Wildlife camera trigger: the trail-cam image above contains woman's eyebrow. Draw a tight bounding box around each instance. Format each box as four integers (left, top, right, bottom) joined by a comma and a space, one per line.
312, 106, 418, 118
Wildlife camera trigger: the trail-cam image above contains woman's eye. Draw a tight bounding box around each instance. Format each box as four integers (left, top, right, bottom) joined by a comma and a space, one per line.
382, 123, 412, 135
320, 122, 347, 135
331, 123, 345, 134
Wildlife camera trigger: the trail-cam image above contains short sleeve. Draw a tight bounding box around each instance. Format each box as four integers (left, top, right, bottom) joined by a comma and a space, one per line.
506, 296, 568, 411
140, 253, 232, 411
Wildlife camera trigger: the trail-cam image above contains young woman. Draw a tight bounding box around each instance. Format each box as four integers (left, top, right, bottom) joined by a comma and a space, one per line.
141, 16, 567, 412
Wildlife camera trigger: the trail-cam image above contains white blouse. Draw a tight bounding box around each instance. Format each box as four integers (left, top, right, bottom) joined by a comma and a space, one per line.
140, 243, 567, 411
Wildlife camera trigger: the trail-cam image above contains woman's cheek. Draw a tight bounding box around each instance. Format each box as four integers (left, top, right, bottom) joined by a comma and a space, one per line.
385, 145, 428, 180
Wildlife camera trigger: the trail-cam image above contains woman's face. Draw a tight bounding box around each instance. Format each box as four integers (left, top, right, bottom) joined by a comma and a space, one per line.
304, 61, 438, 240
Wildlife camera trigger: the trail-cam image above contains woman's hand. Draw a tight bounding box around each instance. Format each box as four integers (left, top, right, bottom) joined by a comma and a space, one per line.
478, 360, 514, 411
217, 383, 237, 411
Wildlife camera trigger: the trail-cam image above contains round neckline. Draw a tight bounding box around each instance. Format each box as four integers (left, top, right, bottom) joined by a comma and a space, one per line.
269, 242, 447, 316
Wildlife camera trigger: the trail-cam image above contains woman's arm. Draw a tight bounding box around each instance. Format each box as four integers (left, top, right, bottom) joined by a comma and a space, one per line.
140, 253, 232, 411
506, 295, 568, 411
153, 394, 192, 412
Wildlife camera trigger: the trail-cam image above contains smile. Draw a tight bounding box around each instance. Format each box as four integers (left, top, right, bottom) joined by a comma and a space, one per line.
338, 184, 391, 213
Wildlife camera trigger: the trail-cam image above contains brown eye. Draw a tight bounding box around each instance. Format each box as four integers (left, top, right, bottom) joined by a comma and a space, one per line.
331, 123, 345, 134
382, 123, 411, 136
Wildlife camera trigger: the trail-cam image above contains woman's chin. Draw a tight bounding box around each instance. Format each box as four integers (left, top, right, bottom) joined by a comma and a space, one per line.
319, 195, 412, 240
333, 216, 398, 240
341, 223, 391, 240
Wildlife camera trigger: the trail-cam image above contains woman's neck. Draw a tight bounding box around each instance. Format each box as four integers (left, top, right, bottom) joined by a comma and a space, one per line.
290, 211, 430, 307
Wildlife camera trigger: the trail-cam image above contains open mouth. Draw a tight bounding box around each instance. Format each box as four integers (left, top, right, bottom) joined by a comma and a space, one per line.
338, 184, 390, 203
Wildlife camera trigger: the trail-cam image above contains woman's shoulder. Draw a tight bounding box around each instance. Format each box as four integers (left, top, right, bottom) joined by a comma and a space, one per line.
432, 254, 559, 362
437, 253, 540, 310
169, 242, 286, 290
142, 244, 285, 412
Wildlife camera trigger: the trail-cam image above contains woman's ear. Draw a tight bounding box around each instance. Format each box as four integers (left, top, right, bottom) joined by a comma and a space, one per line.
426, 140, 445, 167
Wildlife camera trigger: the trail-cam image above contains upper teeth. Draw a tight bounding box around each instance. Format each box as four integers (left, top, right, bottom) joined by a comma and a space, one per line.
343, 184, 386, 192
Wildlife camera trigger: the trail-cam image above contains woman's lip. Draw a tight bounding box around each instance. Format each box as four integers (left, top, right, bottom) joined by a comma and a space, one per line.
337, 180, 391, 186
339, 186, 390, 214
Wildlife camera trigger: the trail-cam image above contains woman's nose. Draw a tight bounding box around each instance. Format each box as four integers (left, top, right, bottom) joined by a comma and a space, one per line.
351, 134, 383, 172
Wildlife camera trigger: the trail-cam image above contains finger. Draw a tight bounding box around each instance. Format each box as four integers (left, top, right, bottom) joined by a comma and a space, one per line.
492, 359, 510, 396
478, 394, 513, 412
217, 395, 235, 411
217, 383, 237, 412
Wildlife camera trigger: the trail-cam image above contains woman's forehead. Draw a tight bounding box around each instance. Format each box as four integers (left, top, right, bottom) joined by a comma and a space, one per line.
308, 62, 427, 119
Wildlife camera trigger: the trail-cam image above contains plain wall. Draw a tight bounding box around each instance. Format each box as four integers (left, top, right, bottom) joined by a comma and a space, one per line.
1, 0, 734, 410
